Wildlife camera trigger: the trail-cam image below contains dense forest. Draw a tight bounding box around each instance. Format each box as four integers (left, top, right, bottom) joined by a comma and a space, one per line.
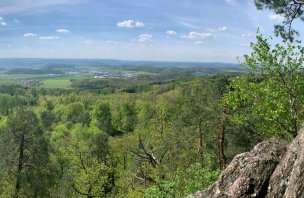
0, 0, 304, 197
0, 32, 303, 197
0, 75, 237, 197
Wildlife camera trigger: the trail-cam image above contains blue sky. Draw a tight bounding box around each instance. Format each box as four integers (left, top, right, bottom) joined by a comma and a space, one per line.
0, 0, 303, 62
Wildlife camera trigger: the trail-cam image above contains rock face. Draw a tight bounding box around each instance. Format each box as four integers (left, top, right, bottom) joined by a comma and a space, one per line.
187, 128, 304, 198
266, 128, 304, 198
187, 138, 288, 198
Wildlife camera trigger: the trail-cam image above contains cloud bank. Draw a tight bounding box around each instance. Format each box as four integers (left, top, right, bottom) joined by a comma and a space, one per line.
181, 32, 214, 41
117, 20, 145, 28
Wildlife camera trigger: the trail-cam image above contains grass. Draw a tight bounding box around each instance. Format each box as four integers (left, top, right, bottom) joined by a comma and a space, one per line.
42, 79, 71, 89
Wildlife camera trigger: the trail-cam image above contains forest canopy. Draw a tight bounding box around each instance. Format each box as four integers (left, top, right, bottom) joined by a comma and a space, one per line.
1, 1, 304, 197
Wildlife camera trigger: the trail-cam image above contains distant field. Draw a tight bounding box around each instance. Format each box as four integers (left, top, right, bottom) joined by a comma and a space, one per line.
42, 79, 71, 88
0, 72, 94, 88
0, 73, 42, 79
0, 60, 243, 89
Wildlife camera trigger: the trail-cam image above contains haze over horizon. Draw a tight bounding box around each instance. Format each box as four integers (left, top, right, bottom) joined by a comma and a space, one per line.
0, 0, 303, 63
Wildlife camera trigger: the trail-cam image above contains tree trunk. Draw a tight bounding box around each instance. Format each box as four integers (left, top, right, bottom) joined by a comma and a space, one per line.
219, 107, 227, 168
123, 155, 127, 170
219, 117, 226, 168
198, 122, 204, 168
14, 133, 25, 198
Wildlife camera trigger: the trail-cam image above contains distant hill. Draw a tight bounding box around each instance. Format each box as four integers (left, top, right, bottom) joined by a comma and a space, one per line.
0, 58, 241, 69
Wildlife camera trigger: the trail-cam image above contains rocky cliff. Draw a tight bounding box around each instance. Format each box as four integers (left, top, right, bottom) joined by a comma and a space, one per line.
187, 128, 304, 198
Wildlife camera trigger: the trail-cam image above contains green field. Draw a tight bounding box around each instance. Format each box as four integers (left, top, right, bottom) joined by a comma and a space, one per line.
0, 62, 243, 89
42, 79, 71, 88
0, 73, 42, 79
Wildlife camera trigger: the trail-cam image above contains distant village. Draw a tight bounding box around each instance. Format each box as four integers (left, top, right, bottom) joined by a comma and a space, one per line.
14, 79, 42, 86
93, 71, 135, 79
4, 70, 137, 86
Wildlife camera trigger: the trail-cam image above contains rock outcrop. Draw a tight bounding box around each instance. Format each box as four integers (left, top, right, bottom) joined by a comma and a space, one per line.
187, 128, 304, 198
266, 128, 304, 198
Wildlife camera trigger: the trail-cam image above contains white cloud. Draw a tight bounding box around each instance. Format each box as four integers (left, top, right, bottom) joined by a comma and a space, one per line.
57, 29, 70, 33
269, 14, 285, 22
241, 33, 252, 37
218, 26, 227, 31
138, 34, 152, 42
24, 33, 38, 37
135, 21, 144, 27
117, 20, 145, 28
0, 17, 7, 26
39, 36, 59, 40
166, 30, 177, 36
106, 40, 118, 44
14, 19, 20, 23
181, 32, 214, 41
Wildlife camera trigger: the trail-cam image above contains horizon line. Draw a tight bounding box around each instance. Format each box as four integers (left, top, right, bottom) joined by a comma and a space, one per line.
0, 57, 239, 64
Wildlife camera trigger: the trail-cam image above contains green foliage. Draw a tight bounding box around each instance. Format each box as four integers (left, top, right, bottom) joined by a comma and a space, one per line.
67, 138, 111, 197
121, 101, 138, 133
0, 73, 258, 197
91, 101, 116, 135
65, 102, 85, 124
224, 34, 304, 138
0, 109, 53, 197
41, 110, 56, 129
50, 124, 114, 197
145, 158, 220, 198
